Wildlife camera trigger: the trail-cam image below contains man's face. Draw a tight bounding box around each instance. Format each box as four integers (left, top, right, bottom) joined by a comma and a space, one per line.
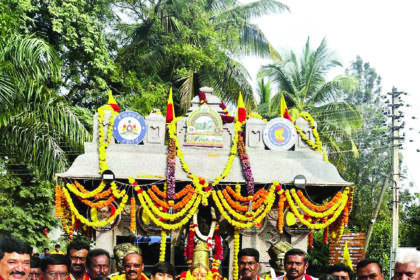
394, 262, 420, 280
0, 252, 31, 280
44, 264, 69, 280
357, 263, 384, 280
151, 272, 173, 280
30, 268, 43, 280
87, 255, 110, 279
238, 256, 259, 280
284, 255, 308, 280
98, 207, 111, 221
123, 254, 144, 280
44, 250, 50, 255
69, 249, 88, 275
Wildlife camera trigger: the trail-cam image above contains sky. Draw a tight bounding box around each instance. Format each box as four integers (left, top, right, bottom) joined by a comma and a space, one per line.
241, 0, 420, 193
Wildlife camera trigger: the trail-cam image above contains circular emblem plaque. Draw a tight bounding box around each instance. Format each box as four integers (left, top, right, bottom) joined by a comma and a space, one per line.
263, 118, 297, 151
113, 111, 147, 144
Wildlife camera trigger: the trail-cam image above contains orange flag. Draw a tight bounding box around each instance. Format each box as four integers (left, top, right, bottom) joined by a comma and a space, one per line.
236, 92, 246, 123
280, 93, 291, 121
166, 87, 175, 123
108, 89, 120, 112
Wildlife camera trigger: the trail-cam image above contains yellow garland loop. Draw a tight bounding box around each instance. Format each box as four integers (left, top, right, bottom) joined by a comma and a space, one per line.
216, 190, 266, 221
159, 230, 166, 262
98, 105, 118, 173
294, 112, 329, 162
285, 188, 349, 230
168, 117, 242, 187
62, 187, 128, 227
137, 191, 202, 230
141, 190, 198, 221
232, 228, 240, 280
66, 181, 107, 199
212, 183, 276, 229
290, 188, 346, 218
111, 181, 126, 198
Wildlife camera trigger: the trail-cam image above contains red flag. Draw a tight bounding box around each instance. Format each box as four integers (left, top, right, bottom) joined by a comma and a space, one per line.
166, 87, 175, 123
236, 92, 246, 123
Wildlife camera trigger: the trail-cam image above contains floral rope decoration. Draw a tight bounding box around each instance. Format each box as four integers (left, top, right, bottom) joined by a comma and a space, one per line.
294, 112, 329, 162
213, 223, 223, 268
285, 187, 349, 230
61, 186, 128, 227
98, 105, 118, 173
130, 197, 136, 233
277, 187, 285, 232
290, 188, 344, 218
237, 132, 255, 195
147, 188, 193, 211
225, 186, 268, 202
184, 222, 195, 263
232, 228, 240, 280
151, 184, 193, 199
159, 230, 166, 262
166, 138, 176, 202
221, 188, 267, 212
81, 195, 115, 209
212, 182, 277, 229
297, 189, 343, 212
67, 181, 107, 199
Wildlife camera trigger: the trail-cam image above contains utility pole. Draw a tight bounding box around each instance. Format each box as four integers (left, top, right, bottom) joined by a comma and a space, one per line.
387, 87, 405, 279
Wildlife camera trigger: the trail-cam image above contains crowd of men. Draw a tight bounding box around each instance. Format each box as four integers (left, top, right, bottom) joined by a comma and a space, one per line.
1, 236, 420, 280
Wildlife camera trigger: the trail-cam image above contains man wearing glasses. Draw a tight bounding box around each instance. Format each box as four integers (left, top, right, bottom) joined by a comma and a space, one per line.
328, 263, 353, 280
67, 242, 90, 280
41, 254, 71, 280
393, 249, 420, 280
238, 248, 263, 280
30, 257, 43, 280
0, 236, 32, 280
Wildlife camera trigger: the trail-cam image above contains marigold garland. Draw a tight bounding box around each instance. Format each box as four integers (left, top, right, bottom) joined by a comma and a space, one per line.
98, 105, 118, 173
159, 230, 167, 262
294, 112, 329, 162
297, 189, 343, 212
237, 132, 254, 195
216, 190, 266, 221
147, 188, 193, 211
81, 195, 115, 209
290, 188, 345, 218
285, 188, 349, 230
184, 222, 195, 263
130, 197, 136, 233
151, 184, 193, 199
232, 228, 240, 280
221, 189, 266, 212
137, 191, 202, 230
61, 187, 128, 227
308, 231, 314, 248
225, 186, 267, 202
55, 185, 62, 218
66, 181, 107, 199
278, 189, 285, 232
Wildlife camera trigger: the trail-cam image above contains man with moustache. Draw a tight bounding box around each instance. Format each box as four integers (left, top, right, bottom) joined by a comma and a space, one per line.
278, 249, 316, 280
86, 249, 110, 280
117, 253, 148, 280
393, 250, 420, 280
0, 236, 32, 280
30, 257, 43, 280
356, 259, 383, 280
67, 242, 90, 280
238, 248, 263, 280
41, 254, 70, 280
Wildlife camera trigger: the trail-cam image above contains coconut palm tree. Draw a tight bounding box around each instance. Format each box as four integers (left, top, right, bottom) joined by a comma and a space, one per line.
115, 0, 288, 110
258, 37, 362, 170
0, 33, 89, 179
256, 78, 272, 117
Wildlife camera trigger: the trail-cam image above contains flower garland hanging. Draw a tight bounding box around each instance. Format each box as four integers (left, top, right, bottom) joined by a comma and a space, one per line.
66, 181, 107, 199
297, 189, 343, 212
168, 117, 242, 187
184, 222, 195, 263
213, 224, 223, 269
151, 184, 193, 199
225, 186, 268, 202
237, 132, 254, 195
166, 138, 176, 202
130, 197, 136, 233
147, 187, 193, 211
212, 182, 277, 229
221, 188, 267, 212
294, 112, 329, 162
98, 105, 118, 173
308, 231, 313, 248
285, 188, 349, 230
215, 190, 266, 221
136, 188, 202, 230
159, 230, 167, 262
81, 195, 115, 209
61, 186, 128, 227
232, 228, 240, 280
277, 188, 285, 232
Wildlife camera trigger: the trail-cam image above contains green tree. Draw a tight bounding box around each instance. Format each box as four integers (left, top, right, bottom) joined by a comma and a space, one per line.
114, 0, 288, 111
0, 167, 57, 249
256, 78, 271, 117
258, 38, 362, 170
0, 32, 89, 179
